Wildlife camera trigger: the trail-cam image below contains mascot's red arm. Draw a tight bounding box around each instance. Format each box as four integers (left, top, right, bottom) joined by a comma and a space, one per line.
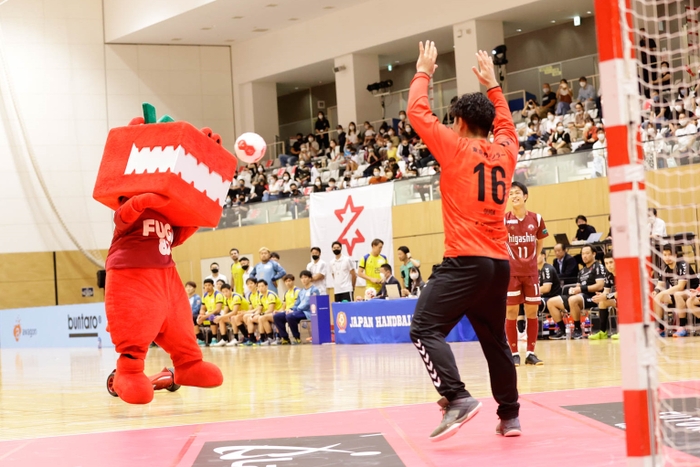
118, 193, 170, 224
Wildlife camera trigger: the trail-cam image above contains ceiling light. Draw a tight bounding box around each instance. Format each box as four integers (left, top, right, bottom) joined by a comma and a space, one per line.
252, 28, 269, 32
232, 16, 243, 19
395, 60, 400, 63
171, 38, 182, 41
516, 28, 522, 32
388, 64, 393, 71
551, 20, 556, 23
201, 26, 214, 30
587, 11, 592, 14
289, 17, 299, 21
574, 16, 581, 26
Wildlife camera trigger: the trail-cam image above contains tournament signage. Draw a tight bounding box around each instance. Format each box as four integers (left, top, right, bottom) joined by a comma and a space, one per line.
332, 299, 476, 344
0, 303, 112, 349
309, 182, 394, 289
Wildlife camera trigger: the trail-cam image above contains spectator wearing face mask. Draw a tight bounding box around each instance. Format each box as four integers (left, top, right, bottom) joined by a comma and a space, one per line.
592, 129, 607, 177
326, 178, 338, 191
312, 177, 324, 193
577, 76, 597, 111
231, 179, 251, 202
543, 111, 557, 136
398, 110, 408, 133
363, 147, 383, 177
310, 161, 322, 182
339, 172, 353, 189
555, 79, 573, 115
385, 140, 398, 161
335, 125, 346, 152
249, 173, 266, 201
549, 122, 571, 154
330, 242, 356, 302
386, 127, 400, 146
369, 168, 388, 184
347, 122, 359, 145
306, 247, 328, 295
538, 83, 557, 118
315, 111, 330, 150
403, 123, 417, 141
204, 262, 228, 286
574, 215, 597, 242
295, 160, 311, 186
264, 174, 282, 201
397, 135, 413, 161
287, 183, 306, 219
577, 118, 598, 153
408, 267, 426, 297
328, 139, 342, 163
343, 144, 359, 172
280, 172, 293, 195
362, 122, 376, 145
672, 112, 697, 165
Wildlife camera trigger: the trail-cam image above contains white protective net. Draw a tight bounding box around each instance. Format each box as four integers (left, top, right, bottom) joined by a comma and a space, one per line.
622, 0, 700, 463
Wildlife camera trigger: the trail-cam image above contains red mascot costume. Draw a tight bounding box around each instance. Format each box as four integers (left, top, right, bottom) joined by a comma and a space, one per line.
93, 104, 237, 404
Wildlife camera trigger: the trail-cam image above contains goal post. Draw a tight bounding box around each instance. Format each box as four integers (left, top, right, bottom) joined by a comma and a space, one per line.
594, 0, 662, 466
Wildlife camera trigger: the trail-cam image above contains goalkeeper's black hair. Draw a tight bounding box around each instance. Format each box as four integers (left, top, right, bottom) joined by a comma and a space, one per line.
449, 92, 496, 137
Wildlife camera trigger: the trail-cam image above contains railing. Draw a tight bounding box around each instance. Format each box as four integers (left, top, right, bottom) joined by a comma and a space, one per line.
211, 148, 609, 231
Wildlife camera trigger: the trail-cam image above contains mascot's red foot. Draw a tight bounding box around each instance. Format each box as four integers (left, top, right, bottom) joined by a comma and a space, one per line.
174, 360, 223, 388
114, 356, 154, 404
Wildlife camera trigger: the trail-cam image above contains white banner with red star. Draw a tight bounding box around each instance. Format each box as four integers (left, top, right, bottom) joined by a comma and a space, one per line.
309, 182, 394, 291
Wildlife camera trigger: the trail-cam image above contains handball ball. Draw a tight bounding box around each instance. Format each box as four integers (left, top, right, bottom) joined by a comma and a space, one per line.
234, 132, 267, 163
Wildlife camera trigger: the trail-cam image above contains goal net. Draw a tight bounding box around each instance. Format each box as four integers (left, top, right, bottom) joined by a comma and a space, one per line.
599, 0, 700, 465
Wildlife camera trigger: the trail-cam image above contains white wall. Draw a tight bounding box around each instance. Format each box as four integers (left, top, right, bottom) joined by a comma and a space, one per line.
0, 0, 111, 254
0, 0, 234, 255
105, 44, 234, 146
103, 0, 214, 43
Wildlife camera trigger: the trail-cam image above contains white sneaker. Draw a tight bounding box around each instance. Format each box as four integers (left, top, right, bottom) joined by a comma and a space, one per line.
270, 338, 279, 346
226, 340, 238, 347
517, 331, 527, 342
213, 339, 228, 347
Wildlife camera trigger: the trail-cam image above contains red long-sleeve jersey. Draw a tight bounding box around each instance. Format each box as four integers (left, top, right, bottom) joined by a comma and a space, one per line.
407, 73, 518, 260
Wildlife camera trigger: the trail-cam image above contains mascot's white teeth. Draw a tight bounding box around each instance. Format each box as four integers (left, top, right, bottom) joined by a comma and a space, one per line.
124, 144, 230, 206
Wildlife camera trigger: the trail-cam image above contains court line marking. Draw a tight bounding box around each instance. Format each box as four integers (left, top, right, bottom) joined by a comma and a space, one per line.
0, 441, 31, 460
378, 406, 437, 467
171, 425, 202, 467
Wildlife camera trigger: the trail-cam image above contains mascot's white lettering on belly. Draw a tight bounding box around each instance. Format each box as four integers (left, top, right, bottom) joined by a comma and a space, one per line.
142, 219, 173, 255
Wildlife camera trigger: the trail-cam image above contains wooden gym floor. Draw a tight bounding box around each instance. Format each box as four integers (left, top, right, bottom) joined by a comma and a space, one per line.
1, 337, 699, 442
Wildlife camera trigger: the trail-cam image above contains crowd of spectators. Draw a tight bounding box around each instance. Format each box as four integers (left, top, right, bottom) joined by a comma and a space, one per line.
220, 110, 442, 224
512, 76, 608, 185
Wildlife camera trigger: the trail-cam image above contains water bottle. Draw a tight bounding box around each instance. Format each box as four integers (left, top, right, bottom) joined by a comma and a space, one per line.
97, 336, 102, 349
542, 321, 550, 339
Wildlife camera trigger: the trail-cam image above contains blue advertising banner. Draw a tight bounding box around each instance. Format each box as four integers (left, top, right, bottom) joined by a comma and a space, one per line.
0, 303, 112, 349
332, 298, 477, 344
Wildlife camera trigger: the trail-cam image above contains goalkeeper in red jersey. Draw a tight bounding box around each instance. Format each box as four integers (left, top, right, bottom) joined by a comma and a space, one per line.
408, 43, 521, 441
